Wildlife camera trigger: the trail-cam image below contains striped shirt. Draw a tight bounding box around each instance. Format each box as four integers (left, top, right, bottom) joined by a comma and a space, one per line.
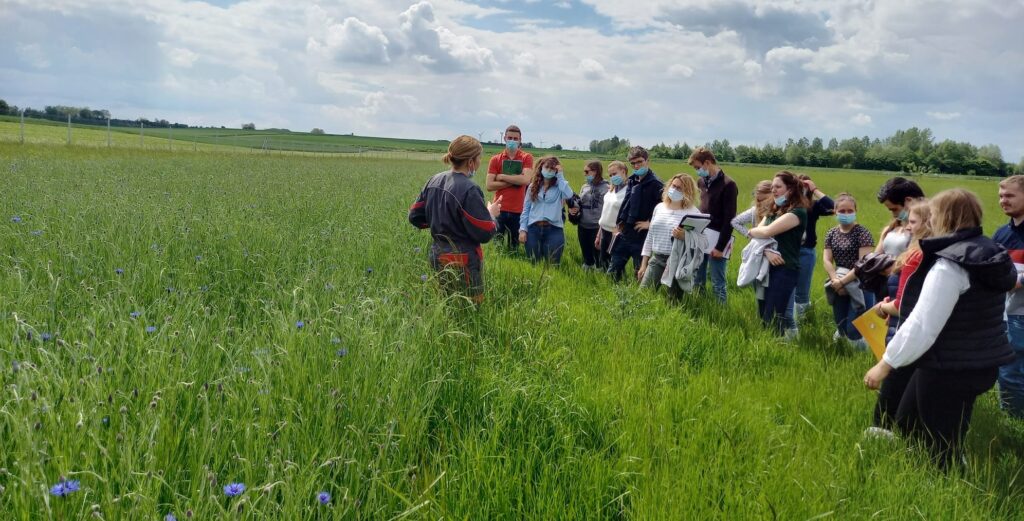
642, 203, 701, 257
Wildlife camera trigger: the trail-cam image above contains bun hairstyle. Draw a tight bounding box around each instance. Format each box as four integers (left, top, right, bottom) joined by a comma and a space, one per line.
442, 135, 483, 169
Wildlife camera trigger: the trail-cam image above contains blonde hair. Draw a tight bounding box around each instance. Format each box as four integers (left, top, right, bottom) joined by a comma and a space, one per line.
608, 161, 627, 192
834, 192, 858, 210
442, 135, 482, 169
894, 198, 932, 270
663, 174, 699, 206
999, 175, 1024, 193
752, 180, 773, 222
929, 189, 983, 237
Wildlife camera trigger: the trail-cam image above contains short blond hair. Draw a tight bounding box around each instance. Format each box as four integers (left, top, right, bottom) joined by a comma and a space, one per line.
999, 175, 1024, 193
929, 189, 983, 236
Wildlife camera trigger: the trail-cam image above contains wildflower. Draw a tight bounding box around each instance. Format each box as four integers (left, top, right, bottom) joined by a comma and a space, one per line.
31, 230, 43, 236
115, 268, 124, 275
49, 479, 81, 497
414, 247, 421, 254
166, 287, 174, 293
331, 337, 341, 344
146, 326, 157, 333
366, 268, 373, 274
195, 255, 202, 261
296, 321, 305, 329
165, 514, 178, 521
130, 311, 141, 319
335, 348, 348, 357
11, 216, 22, 223
420, 274, 428, 281
223, 482, 245, 497
40, 332, 52, 342
317, 491, 331, 505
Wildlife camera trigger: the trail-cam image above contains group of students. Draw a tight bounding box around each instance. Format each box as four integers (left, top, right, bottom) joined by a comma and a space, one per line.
409, 126, 1024, 470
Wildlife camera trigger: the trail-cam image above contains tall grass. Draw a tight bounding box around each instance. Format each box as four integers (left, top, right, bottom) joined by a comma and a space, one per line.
0, 143, 1021, 519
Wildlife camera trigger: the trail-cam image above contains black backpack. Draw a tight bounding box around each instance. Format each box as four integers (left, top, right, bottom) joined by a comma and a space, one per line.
566, 193, 582, 225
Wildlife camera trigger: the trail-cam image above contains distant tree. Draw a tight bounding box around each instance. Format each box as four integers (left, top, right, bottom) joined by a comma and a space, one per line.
0, 99, 8, 114
242, 123, 256, 130
551, 144, 562, 150
310, 128, 325, 135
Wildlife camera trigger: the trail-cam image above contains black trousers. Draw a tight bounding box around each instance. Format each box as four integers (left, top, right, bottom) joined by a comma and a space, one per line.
895, 366, 998, 470
873, 365, 916, 430
577, 226, 605, 268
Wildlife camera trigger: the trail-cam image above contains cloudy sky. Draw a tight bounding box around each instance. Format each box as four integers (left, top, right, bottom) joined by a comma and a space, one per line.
2, 0, 1022, 160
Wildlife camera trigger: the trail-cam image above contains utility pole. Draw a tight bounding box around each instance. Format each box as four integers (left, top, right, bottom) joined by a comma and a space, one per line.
140, 121, 144, 147
107, 117, 111, 147
19, 109, 25, 144
67, 114, 71, 145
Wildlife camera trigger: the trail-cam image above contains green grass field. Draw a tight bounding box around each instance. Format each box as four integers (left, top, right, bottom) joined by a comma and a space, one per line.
1, 124, 1022, 519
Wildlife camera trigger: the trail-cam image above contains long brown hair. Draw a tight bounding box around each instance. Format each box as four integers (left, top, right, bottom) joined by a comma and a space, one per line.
771, 170, 810, 215
585, 160, 604, 184
752, 180, 773, 222
529, 156, 562, 202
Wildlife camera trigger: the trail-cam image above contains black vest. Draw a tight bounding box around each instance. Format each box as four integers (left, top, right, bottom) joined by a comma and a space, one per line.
899, 227, 1017, 370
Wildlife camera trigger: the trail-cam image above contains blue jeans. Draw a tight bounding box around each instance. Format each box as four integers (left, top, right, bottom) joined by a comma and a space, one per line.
785, 247, 817, 323
695, 254, 728, 303
831, 291, 875, 340
496, 211, 521, 252
762, 266, 798, 335
525, 223, 565, 264
999, 315, 1024, 418
608, 233, 643, 281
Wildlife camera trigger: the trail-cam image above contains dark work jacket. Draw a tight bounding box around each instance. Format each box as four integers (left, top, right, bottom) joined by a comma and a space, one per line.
409, 171, 497, 250
698, 171, 738, 252
898, 227, 1016, 370
616, 170, 664, 242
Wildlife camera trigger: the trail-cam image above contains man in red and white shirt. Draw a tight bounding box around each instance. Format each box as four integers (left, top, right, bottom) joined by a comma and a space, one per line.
486, 124, 534, 252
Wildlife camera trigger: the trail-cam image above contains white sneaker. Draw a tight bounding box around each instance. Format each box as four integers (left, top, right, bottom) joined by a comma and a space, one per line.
832, 330, 842, 341
863, 427, 895, 440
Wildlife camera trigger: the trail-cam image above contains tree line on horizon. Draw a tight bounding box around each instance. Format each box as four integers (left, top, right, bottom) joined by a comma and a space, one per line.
593, 127, 1020, 177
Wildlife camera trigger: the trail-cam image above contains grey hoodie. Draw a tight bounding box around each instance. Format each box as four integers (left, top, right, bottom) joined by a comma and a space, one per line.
579, 181, 609, 229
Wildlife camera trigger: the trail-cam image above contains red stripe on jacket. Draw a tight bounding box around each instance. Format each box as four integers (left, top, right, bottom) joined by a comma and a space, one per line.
461, 209, 496, 233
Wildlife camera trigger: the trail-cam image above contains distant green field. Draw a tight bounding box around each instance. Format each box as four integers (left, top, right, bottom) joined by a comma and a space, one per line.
1, 139, 1020, 519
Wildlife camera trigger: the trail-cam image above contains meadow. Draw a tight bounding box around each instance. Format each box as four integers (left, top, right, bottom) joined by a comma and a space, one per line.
1, 133, 1022, 519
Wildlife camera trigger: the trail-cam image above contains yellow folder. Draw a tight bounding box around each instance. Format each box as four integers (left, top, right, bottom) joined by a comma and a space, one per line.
852, 309, 888, 361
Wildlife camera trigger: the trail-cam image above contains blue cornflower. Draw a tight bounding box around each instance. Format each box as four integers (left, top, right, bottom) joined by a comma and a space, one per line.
223, 482, 245, 497
115, 268, 124, 275
335, 348, 348, 357
130, 311, 141, 319
296, 321, 304, 329
420, 274, 428, 281
331, 337, 341, 344
40, 332, 52, 342
195, 255, 202, 261
11, 216, 22, 223
200, 285, 209, 292
366, 268, 373, 274
166, 287, 174, 293
317, 491, 331, 505
165, 514, 178, 521
414, 247, 421, 254
49, 479, 81, 497
31, 230, 43, 236
146, 326, 157, 333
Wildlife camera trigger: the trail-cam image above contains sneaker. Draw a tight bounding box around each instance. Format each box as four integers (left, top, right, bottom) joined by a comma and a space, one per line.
863, 426, 895, 440
784, 328, 799, 340
832, 330, 842, 341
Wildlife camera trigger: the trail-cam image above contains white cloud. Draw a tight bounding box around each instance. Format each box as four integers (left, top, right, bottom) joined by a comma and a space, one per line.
668, 64, 694, 78
927, 111, 962, 121
398, 1, 495, 73
308, 17, 390, 64
578, 58, 606, 80
851, 113, 873, 126
513, 52, 539, 76
162, 45, 198, 68
15, 43, 50, 68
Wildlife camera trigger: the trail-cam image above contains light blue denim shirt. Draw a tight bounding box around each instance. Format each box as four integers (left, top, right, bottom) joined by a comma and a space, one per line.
519, 175, 574, 231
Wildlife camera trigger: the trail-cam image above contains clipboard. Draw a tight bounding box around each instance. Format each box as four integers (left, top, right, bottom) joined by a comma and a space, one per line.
852, 310, 888, 361
501, 159, 523, 175
677, 213, 712, 234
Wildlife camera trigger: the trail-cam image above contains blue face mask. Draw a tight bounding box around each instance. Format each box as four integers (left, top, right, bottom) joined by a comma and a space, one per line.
506, 140, 519, 152
775, 195, 788, 207
696, 167, 709, 178
667, 188, 684, 202
837, 213, 857, 225
541, 168, 557, 179
585, 175, 594, 184
610, 174, 624, 186
897, 209, 909, 221
633, 166, 648, 177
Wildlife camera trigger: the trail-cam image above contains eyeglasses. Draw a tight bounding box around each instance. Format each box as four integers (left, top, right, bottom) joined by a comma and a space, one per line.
628, 159, 645, 167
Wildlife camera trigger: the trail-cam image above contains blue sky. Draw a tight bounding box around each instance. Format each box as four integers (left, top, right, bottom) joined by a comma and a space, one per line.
1, 0, 1022, 163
